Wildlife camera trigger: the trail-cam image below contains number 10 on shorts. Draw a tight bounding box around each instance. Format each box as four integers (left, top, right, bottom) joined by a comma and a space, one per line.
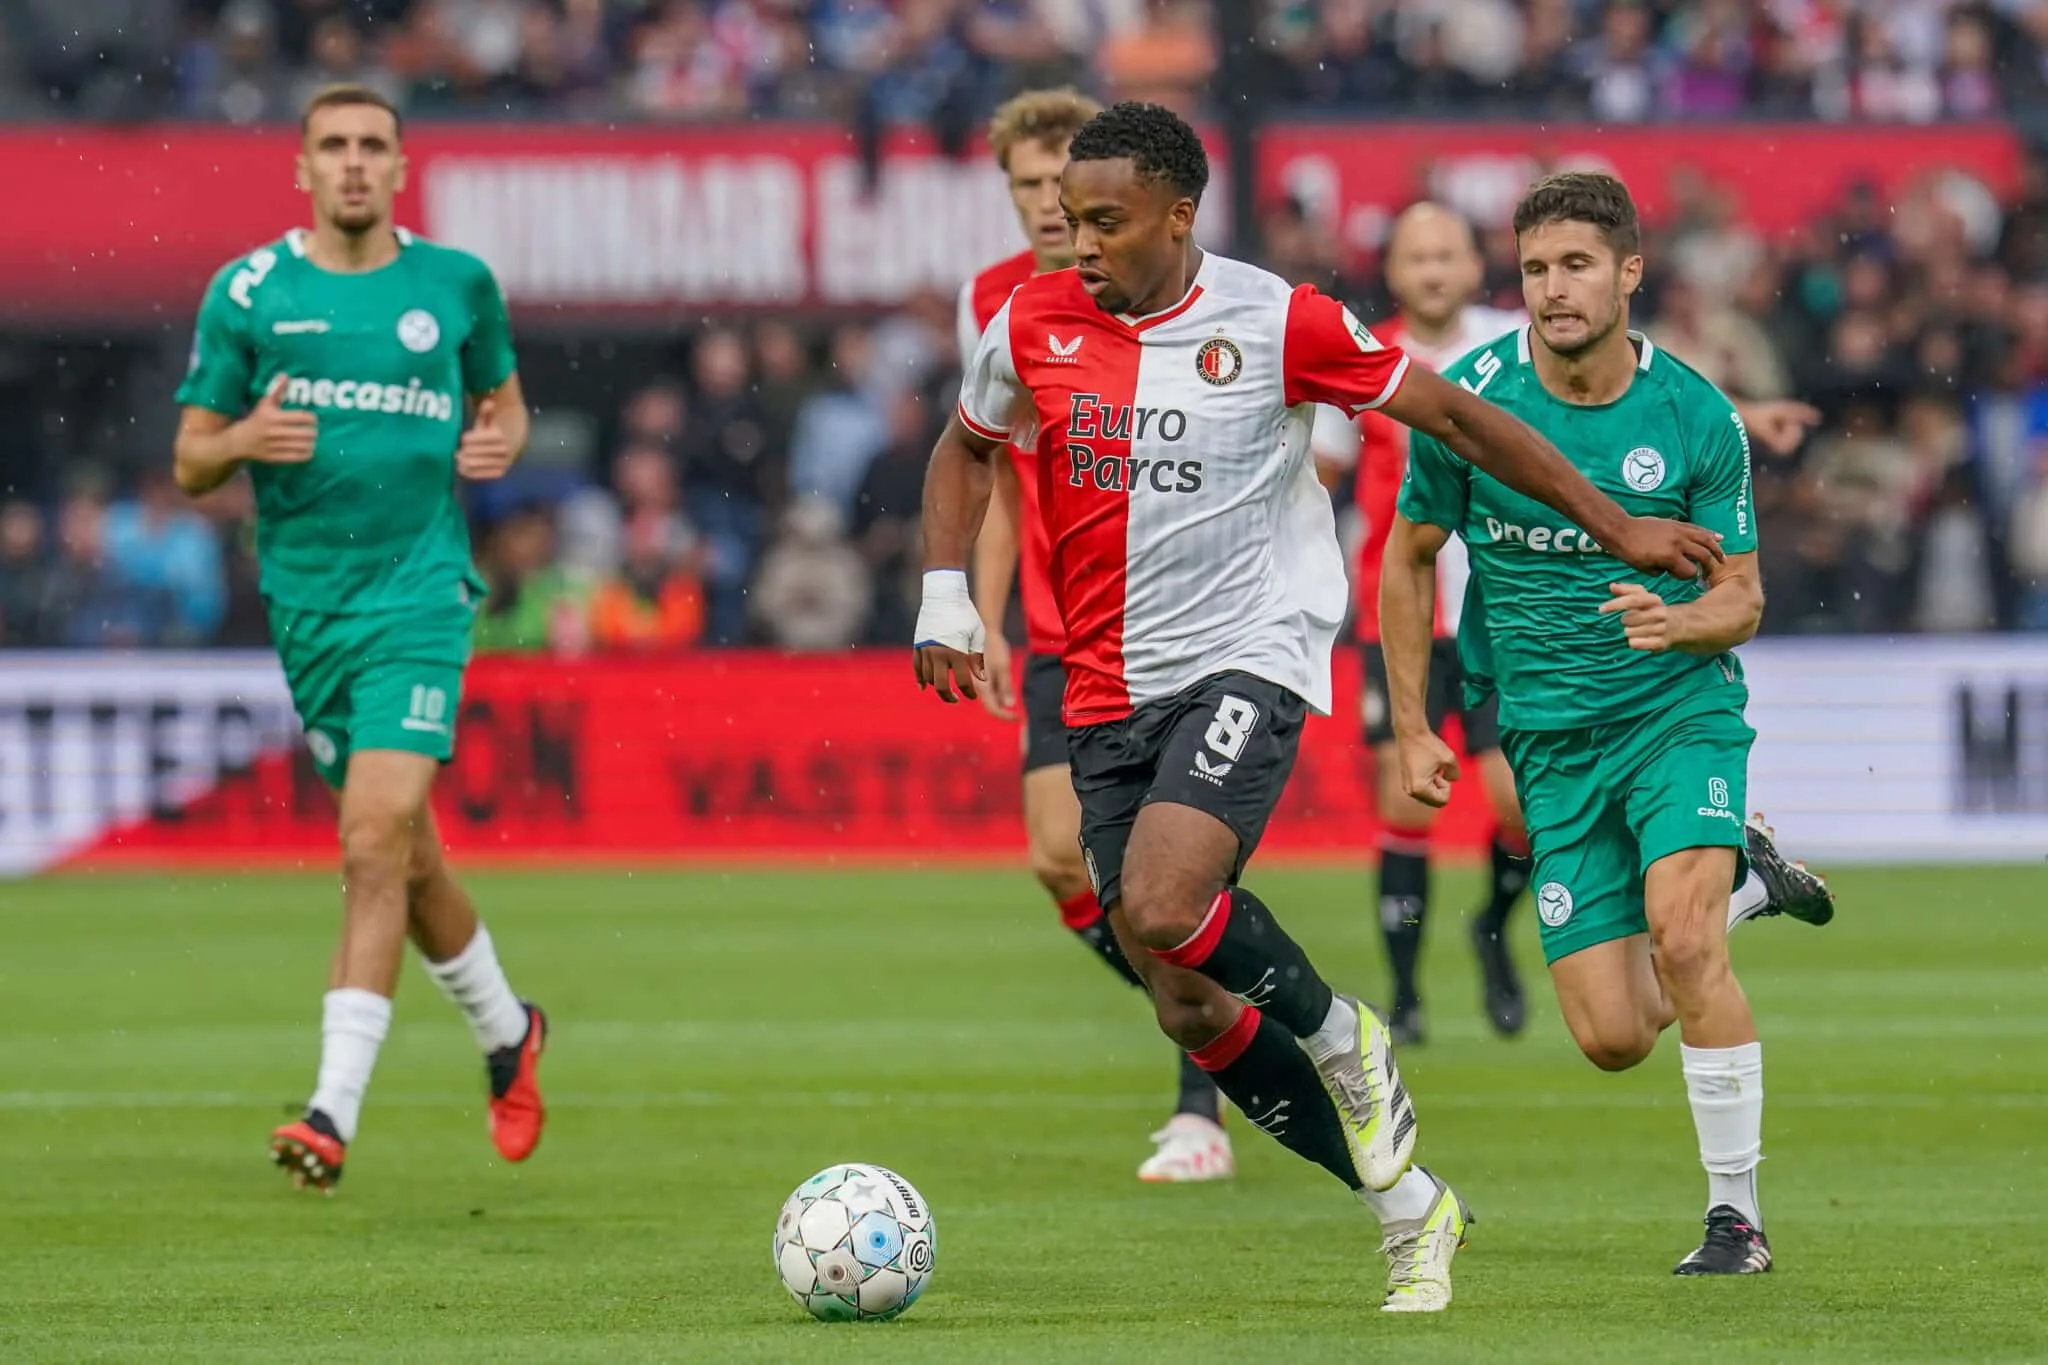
402, 684, 450, 734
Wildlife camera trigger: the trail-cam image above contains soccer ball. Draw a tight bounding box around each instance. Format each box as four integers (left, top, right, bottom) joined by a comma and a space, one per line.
773, 1163, 936, 1322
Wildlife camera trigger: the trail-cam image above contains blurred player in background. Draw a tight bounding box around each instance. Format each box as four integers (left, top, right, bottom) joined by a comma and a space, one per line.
171, 84, 547, 1192
918, 103, 1727, 1311
1312, 203, 1529, 1046
1314, 204, 1827, 1048
1384, 172, 1835, 1277
961, 87, 1232, 1185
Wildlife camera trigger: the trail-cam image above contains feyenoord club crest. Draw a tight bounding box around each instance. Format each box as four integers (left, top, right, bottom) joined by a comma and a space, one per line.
1196, 337, 1243, 386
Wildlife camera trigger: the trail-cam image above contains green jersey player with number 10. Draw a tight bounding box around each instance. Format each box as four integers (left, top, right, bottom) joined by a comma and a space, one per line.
172, 84, 549, 1192
1382, 173, 1834, 1278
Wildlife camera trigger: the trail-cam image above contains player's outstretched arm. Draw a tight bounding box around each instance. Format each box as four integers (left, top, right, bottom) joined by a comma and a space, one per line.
1381, 513, 1460, 808
1601, 552, 1764, 656
969, 456, 1023, 720
1382, 367, 1723, 581
914, 414, 1004, 703
173, 376, 316, 497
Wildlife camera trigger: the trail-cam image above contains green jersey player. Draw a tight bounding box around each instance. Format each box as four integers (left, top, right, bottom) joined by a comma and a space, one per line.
1382, 173, 1833, 1278
172, 84, 549, 1192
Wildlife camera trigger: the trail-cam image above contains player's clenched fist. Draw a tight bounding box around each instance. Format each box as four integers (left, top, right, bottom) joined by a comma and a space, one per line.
457, 398, 515, 480
233, 374, 318, 465
912, 569, 988, 704
1600, 582, 1673, 652
1605, 515, 1723, 582
1396, 730, 1460, 809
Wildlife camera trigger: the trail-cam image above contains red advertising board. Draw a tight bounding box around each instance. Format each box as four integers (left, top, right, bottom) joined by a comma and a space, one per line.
64, 650, 1494, 870
1, 121, 2021, 323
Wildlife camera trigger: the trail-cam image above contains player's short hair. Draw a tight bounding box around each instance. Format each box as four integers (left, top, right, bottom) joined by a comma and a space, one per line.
987, 87, 1101, 172
1512, 172, 1640, 260
299, 83, 403, 141
1066, 101, 1209, 204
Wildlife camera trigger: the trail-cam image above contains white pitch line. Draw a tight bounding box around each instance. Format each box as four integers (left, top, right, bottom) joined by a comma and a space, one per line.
1, 1089, 2043, 1112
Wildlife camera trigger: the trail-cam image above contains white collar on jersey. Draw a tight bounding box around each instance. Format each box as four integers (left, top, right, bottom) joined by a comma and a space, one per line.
1515, 324, 1657, 371
1112, 248, 1218, 331
284, 226, 415, 257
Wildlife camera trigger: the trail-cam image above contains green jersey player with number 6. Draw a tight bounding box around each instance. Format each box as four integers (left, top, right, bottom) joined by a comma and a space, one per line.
172, 83, 549, 1193
1381, 173, 1834, 1278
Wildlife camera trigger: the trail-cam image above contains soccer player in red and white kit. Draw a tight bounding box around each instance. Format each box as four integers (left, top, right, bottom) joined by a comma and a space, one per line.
1312, 204, 1829, 1049
1311, 203, 1532, 1048
914, 102, 1724, 1311
960, 88, 1232, 1185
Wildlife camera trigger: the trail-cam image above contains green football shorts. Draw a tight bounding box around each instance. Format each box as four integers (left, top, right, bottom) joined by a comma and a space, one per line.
266, 599, 476, 788
1500, 684, 1755, 965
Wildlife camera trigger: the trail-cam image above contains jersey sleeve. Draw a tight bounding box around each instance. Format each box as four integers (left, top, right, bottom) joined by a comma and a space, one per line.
1309, 404, 1361, 469
1282, 285, 1411, 414
1687, 401, 1759, 554
173, 265, 257, 417
462, 258, 518, 395
1395, 430, 1470, 533
955, 280, 982, 367
956, 298, 1023, 442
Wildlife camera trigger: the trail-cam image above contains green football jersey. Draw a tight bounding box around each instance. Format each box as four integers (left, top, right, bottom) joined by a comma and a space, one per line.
175, 227, 517, 614
1397, 327, 1757, 733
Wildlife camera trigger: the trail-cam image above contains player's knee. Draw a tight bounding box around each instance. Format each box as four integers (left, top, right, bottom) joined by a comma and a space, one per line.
1149, 983, 1235, 1052
338, 808, 415, 889
1573, 1021, 1657, 1072
1117, 862, 1209, 950
1026, 838, 1089, 904
1649, 918, 1725, 998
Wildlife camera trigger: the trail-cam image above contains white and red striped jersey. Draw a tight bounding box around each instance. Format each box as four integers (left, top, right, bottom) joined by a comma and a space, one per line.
958, 251, 1411, 725
956, 249, 1066, 655
1311, 305, 1523, 640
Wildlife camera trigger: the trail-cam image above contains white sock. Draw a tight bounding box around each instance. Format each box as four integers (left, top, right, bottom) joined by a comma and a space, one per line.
308, 987, 393, 1143
1680, 1041, 1765, 1228
1726, 871, 1769, 931
1359, 1166, 1440, 1225
422, 925, 530, 1054
1301, 995, 1359, 1064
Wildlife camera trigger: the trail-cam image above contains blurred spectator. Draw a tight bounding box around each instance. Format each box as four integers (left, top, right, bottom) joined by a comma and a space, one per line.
177, 0, 292, 123
680, 328, 777, 644
1913, 464, 2000, 630
289, 13, 401, 112
1097, 0, 1217, 113
752, 320, 818, 458
559, 440, 697, 578
1581, 0, 1662, 122
0, 501, 62, 647
750, 498, 872, 649
627, 0, 751, 118
587, 507, 707, 650
788, 325, 891, 521
2007, 449, 2048, 627
103, 469, 227, 647
473, 504, 591, 654
851, 388, 940, 645
50, 491, 170, 649
1651, 276, 1790, 400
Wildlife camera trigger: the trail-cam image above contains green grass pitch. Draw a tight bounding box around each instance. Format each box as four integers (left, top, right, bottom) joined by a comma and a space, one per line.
2, 864, 2044, 1363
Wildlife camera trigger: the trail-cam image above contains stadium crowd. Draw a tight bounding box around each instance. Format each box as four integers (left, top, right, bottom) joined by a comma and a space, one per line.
8, 0, 2048, 124
6, 1, 2048, 648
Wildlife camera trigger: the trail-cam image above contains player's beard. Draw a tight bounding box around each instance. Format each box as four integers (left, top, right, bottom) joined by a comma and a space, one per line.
1537, 289, 1624, 359
328, 202, 385, 237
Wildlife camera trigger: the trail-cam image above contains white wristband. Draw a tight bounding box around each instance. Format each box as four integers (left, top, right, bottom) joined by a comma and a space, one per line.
913, 569, 986, 655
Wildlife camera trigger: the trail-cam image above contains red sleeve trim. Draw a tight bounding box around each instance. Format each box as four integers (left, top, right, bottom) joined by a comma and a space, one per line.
957, 403, 1009, 442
